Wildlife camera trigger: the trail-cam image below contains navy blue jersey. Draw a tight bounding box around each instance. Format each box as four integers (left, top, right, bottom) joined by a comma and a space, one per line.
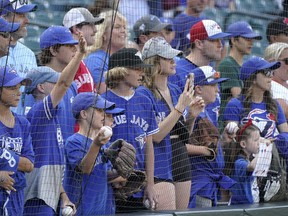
64, 133, 115, 215
102, 91, 159, 171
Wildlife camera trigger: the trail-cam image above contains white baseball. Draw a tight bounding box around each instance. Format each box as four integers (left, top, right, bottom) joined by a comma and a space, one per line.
62, 206, 73, 216
101, 126, 113, 139
144, 199, 155, 210
225, 122, 239, 135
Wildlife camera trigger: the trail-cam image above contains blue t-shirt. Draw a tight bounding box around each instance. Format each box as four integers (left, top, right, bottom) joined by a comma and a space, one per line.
64, 133, 114, 215
223, 97, 287, 138
230, 156, 254, 205
102, 90, 159, 172
0, 114, 34, 189
84, 49, 109, 85
137, 84, 187, 180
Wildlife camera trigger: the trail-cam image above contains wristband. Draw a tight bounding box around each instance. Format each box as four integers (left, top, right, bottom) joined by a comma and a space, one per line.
206, 148, 216, 161
175, 108, 183, 115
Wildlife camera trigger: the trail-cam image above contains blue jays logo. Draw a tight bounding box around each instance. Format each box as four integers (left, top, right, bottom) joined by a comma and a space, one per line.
135, 133, 147, 150
242, 108, 277, 138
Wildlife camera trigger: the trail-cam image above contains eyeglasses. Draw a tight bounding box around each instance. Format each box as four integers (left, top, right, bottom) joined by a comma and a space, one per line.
0, 32, 10, 39
279, 58, 288, 65
197, 71, 221, 84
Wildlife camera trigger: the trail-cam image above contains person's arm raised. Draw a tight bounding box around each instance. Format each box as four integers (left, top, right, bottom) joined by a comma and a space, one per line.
51, 34, 87, 108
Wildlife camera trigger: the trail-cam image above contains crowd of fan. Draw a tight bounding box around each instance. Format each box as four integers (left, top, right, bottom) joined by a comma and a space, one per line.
1, 0, 288, 216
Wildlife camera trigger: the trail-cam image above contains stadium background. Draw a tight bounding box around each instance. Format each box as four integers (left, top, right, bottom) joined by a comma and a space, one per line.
21, 0, 288, 215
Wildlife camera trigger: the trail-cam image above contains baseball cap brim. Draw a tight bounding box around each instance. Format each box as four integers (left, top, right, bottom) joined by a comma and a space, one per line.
161, 49, 182, 59
4, 77, 31, 87
208, 32, 231, 40
258, 61, 281, 71
105, 107, 125, 115
1, 22, 20, 32
242, 33, 262, 40
15, 4, 37, 13
60, 39, 79, 46
87, 17, 104, 25
208, 77, 229, 85
150, 23, 170, 32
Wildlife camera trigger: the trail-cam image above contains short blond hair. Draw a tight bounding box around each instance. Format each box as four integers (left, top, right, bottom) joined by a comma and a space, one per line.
105, 67, 128, 89
264, 42, 288, 61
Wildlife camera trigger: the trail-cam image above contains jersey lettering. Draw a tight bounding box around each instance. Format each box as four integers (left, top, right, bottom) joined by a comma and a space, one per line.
0, 136, 23, 154
0, 148, 17, 167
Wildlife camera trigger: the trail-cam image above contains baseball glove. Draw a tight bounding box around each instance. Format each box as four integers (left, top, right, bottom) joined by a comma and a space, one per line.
103, 139, 136, 179
113, 170, 147, 200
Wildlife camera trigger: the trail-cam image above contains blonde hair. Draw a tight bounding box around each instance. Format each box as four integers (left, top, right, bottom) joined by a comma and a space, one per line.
86, 9, 127, 55
105, 67, 128, 89
264, 42, 288, 61
142, 56, 162, 99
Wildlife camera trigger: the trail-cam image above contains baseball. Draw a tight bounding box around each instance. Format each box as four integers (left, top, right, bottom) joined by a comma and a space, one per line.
101, 126, 113, 139
225, 122, 239, 135
144, 199, 156, 210
62, 206, 73, 216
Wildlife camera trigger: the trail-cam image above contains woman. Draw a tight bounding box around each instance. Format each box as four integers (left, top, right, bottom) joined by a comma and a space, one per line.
264, 42, 288, 120
223, 56, 288, 203
138, 36, 205, 210
84, 10, 127, 94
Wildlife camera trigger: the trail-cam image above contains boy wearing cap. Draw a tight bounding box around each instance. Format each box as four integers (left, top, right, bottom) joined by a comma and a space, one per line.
33, 26, 79, 142
133, 14, 169, 51
159, 17, 176, 45
64, 93, 124, 216
266, 17, 288, 44
0, 67, 34, 216
170, 19, 231, 127
102, 47, 159, 212
63, 7, 104, 93
187, 65, 235, 208
23, 33, 86, 216
0, 0, 38, 115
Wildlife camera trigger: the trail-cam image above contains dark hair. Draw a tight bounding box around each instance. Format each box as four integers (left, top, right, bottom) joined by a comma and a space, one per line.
228, 36, 240, 48
242, 72, 278, 120
38, 45, 61, 65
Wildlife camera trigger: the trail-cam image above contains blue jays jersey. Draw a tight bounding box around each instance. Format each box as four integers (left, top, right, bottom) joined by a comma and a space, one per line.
0, 114, 34, 189
64, 133, 114, 215
102, 90, 159, 172
137, 84, 186, 180
223, 97, 286, 138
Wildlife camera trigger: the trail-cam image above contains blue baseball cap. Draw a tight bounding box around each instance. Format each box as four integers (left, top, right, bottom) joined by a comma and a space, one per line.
227, 21, 262, 40
72, 92, 125, 118
25, 66, 59, 94
0, 0, 37, 16
240, 56, 281, 81
0, 66, 31, 87
40, 26, 78, 49
192, 65, 229, 86
0, 17, 20, 32
159, 17, 175, 31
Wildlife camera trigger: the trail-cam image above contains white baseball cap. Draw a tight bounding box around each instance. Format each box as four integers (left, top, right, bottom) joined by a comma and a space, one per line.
63, 7, 104, 28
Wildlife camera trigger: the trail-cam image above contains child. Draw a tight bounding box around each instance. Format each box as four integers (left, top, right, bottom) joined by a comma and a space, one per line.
229, 121, 260, 205
64, 92, 124, 215
0, 67, 34, 215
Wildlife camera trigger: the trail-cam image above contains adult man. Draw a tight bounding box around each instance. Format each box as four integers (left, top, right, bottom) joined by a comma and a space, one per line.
171, 0, 208, 52
169, 19, 230, 127
133, 14, 169, 51
218, 21, 262, 110
0, 17, 20, 57
266, 17, 288, 44
0, 0, 37, 115
63, 7, 104, 93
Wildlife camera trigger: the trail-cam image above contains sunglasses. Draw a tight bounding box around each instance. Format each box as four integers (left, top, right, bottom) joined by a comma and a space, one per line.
0, 32, 10, 39
279, 58, 288, 65
258, 69, 274, 78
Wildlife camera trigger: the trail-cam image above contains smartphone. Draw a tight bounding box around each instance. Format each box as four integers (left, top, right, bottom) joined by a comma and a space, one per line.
187, 73, 194, 91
